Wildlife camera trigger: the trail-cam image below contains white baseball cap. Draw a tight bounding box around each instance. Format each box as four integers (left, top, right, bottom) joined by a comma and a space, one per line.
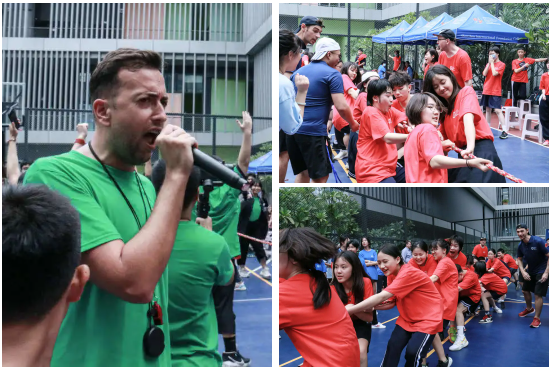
312, 37, 341, 61
361, 71, 379, 82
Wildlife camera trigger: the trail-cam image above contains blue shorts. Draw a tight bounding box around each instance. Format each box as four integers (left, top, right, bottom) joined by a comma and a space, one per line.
379, 165, 406, 183
480, 94, 503, 110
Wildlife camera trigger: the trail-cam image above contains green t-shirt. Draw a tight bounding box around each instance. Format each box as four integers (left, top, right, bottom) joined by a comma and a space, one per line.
191, 166, 242, 257
249, 197, 262, 222
168, 221, 234, 367
24, 151, 172, 367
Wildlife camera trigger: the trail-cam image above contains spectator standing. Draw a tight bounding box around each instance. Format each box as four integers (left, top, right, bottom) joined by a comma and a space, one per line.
435, 29, 473, 88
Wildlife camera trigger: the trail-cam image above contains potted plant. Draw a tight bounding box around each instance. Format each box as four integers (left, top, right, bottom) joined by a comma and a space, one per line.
502, 199, 509, 205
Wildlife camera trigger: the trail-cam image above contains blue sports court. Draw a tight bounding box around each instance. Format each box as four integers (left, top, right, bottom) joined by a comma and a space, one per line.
220, 256, 272, 367
279, 282, 548, 367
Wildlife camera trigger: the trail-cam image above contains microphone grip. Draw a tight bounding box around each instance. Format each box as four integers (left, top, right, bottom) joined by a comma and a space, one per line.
192, 148, 247, 190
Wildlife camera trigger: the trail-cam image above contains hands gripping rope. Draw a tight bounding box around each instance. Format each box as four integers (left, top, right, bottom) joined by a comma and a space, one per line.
450, 146, 526, 184
237, 233, 272, 246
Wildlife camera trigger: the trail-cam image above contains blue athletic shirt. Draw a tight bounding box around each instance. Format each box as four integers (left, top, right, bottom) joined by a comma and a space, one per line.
517, 235, 549, 275
291, 60, 343, 136
359, 249, 378, 280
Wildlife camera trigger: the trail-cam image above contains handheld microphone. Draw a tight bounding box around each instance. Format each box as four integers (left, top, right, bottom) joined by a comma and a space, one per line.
192, 148, 247, 190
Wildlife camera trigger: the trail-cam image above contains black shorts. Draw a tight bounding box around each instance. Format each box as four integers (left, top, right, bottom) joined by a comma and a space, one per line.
509, 267, 518, 276
522, 272, 549, 297
459, 296, 480, 313
489, 290, 504, 300
449, 139, 506, 183
286, 133, 332, 179
519, 268, 526, 282
338, 125, 351, 134
353, 318, 372, 352
480, 94, 503, 110
279, 129, 288, 153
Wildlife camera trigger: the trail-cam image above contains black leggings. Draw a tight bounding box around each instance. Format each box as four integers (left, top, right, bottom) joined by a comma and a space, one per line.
212, 260, 237, 334
238, 222, 267, 266
381, 325, 435, 367
539, 95, 549, 140
334, 126, 350, 151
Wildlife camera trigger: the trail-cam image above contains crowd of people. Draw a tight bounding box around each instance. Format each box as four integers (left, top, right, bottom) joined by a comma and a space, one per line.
279, 224, 548, 367
278, 16, 549, 184
3, 48, 271, 367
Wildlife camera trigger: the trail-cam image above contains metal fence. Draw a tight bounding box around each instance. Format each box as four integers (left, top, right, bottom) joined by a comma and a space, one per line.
279, 187, 548, 259
2, 108, 271, 163
279, 3, 549, 96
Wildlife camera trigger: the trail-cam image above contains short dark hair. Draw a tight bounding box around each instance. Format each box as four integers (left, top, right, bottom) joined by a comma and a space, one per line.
151, 160, 201, 210
405, 93, 430, 126
341, 62, 362, 85
455, 264, 463, 273
358, 48, 363, 52
423, 64, 462, 115
425, 48, 439, 63
279, 29, 303, 58
489, 46, 501, 57
474, 261, 487, 277
3, 184, 81, 324
430, 238, 449, 252
546, 58, 549, 64
450, 234, 464, 250
349, 239, 360, 250
379, 243, 404, 266
498, 248, 505, 254
388, 71, 412, 88
412, 240, 428, 253
382, 60, 387, 65
89, 48, 163, 104
367, 79, 392, 107
394, 50, 400, 56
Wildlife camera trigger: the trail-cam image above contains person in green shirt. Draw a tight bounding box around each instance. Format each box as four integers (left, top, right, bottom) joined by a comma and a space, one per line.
24, 48, 197, 366
151, 162, 235, 366
3, 184, 90, 367
189, 111, 253, 367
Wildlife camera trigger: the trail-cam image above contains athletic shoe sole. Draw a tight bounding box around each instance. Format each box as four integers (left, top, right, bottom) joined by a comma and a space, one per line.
519, 310, 536, 317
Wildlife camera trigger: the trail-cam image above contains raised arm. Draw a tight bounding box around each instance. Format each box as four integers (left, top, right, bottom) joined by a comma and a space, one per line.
236, 111, 253, 175
7, 122, 21, 185
71, 123, 88, 151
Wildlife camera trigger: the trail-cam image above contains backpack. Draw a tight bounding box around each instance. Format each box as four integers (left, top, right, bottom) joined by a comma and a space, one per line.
528, 87, 542, 104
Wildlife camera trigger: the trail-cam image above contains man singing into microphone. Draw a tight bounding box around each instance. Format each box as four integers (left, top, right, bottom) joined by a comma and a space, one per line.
24, 48, 196, 366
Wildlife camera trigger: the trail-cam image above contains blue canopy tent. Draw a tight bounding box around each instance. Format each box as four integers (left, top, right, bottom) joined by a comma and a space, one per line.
395, 16, 429, 44
372, 20, 412, 44
402, 13, 454, 44
248, 151, 272, 174
425, 5, 529, 45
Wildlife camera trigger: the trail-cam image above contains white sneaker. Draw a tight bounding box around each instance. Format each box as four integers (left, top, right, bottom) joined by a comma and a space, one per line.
372, 322, 386, 329
260, 267, 271, 279
449, 336, 469, 351
333, 149, 348, 160
239, 267, 250, 278
344, 162, 349, 170
493, 306, 503, 314
234, 282, 247, 291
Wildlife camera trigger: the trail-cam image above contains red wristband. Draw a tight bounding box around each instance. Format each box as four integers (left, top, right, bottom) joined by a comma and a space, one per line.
75, 138, 85, 145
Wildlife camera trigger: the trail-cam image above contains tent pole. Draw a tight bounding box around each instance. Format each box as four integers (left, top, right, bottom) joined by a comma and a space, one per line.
385, 44, 388, 71
371, 41, 374, 69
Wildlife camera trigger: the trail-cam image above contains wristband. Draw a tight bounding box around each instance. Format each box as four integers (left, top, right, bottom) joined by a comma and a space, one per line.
296, 101, 306, 106
75, 138, 86, 145
466, 159, 471, 168
7, 138, 16, 143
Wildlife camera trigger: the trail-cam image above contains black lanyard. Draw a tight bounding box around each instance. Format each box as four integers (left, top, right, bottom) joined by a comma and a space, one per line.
89, 143, 152, 227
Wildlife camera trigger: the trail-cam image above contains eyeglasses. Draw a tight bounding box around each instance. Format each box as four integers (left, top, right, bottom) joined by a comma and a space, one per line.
437, 38, 446, 41
330, 51, 342, 59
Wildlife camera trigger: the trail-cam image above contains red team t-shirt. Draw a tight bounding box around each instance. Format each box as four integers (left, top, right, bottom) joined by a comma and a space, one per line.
540, 72, 550, 95
449, 252, 468, 268
511, 58, 535, 83
466, 265, 475, 272
438, 49, 473, 88
408, 254, 438, 277
486, 258, 511, 279
393, 56, 402, 71
391, 99, 410, 134
458, 270, 482, 303
385, 264, 444, 334
482, 61, 506, 96
439, 86, 495, 149
279, 274, 360, 367
433, 257, 459, 321
353, 92, 368, 122
356, 106, 407, 183
332, 74, 358, 130
503, 254, 519, 270
424, 62, 439, 78
331, 277, 374, 321
479, 273, 508, 295
404, 123, 448, 183
472, 244, 488, 259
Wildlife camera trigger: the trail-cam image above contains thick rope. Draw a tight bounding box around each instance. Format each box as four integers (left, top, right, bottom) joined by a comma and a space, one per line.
237, 232, 272, 246
450, 146, 526, 183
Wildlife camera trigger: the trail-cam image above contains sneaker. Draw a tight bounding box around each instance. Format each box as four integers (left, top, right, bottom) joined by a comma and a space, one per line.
234, 282, 247, 291
493, 307, 503, 314
479, 314, 493, 324
344, 162, 349, 170
449, 336, 469, 351
260, 267, 271, 280
499, 131, 509, 139
333, 149, 348, 160
543, 140, 549, 147
448, 326, 457, 343
519, 307, 535, 317
530, 317, 541, 328
222, 350, 251, 367
372, 322, 386, 329
421, 363, 429, 367
238, 267, 250, 278
437, 355, 453, 367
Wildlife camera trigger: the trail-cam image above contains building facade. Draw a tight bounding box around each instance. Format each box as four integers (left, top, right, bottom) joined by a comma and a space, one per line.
2, 3, 271, 159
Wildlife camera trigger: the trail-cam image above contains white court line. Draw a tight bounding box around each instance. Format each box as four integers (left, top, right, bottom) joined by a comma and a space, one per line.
234, 298, 272, 302
251, 258, 272, 272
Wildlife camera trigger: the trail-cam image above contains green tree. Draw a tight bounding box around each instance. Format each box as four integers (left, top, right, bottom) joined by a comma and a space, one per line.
279, 188, 360, 239
367, 220, 416, 250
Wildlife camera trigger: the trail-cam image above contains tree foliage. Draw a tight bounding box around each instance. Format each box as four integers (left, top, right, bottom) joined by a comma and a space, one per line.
367, 220, 416, 250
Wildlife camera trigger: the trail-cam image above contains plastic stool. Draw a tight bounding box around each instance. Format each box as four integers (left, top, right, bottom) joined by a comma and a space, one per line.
518, 99, 531, 127
501, 106, 521, 131
521, 113, 542, 142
